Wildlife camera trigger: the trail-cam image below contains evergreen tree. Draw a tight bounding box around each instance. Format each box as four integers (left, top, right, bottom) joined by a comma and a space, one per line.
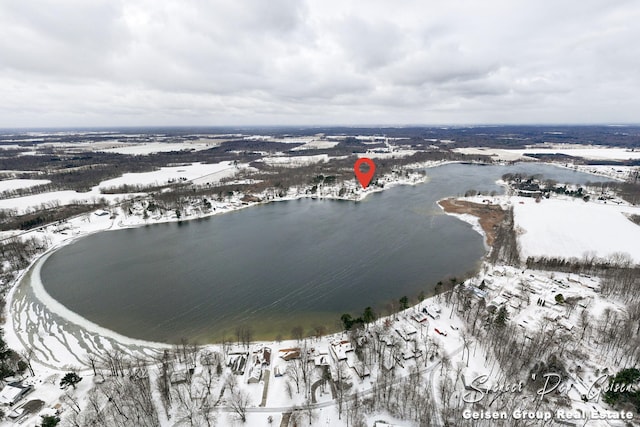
41, 416, 60, 427
495, 306, 508, 327
340, 314, 354, 330
60, 372, 82, 390
363, 307, 376, 323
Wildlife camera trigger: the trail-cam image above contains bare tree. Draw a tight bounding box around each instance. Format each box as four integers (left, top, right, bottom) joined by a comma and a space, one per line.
229, 389, 251, 423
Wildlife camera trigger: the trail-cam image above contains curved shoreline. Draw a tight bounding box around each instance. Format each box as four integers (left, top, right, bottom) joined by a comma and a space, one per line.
28, 250, 170, 349
4, 165, 438, 354
4, 159, 610, 364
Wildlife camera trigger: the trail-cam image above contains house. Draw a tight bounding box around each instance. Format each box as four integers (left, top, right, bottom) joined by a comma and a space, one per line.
346, 356, 370, 379
247, 365, 262, 384
330, 340, 353, 361
170, 370, 189, 385
379, 334, 397, 347
464, 285, 488, 299
279, 348, 301, 361
227, 352, 249, 375
411, 312, 429, 323
423, 306, 440, 320
0, 382, 33, 406
394, 324, 417, 342
254, 346, 271, 366
558, 318, 574, 331
428, 303, 442, 313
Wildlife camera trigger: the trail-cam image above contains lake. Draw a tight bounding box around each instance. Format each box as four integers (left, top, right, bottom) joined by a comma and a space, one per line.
39, 163, 612, 343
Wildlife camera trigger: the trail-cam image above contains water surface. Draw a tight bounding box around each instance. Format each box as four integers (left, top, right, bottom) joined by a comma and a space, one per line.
40, 163, 611, 342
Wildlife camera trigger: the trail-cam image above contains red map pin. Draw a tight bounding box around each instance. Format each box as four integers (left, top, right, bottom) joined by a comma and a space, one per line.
354, 157, 376, 189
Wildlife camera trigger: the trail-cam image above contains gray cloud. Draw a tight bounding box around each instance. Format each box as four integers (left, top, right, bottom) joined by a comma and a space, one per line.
0, 0, 639, 127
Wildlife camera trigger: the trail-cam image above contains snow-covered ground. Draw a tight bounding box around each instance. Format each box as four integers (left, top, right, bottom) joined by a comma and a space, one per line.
0, 179, 50, 192
259, 154, 334, 167
358, 149, 417, 159
2, 155, 639, 426
99, 140, 221, 155
453, 147, 528, 161
515, 147, 640, 161
569, 164, 637, 182
445, 193, 640, 264
0, 190, 122, 215
290, 139, 340, 151
98, 162, 237, 189
513, 196, 640, 263
454, 146, 640, 162
0, 162, 244, 214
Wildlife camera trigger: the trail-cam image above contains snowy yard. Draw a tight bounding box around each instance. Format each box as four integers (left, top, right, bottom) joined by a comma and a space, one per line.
513, 197, 640, 263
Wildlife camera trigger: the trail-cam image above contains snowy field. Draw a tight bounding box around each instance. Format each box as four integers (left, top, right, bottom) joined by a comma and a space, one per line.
260, 154, 332, 167
453, 147, 527, 161
570, 164, 636, 181
0, 190, 123, 215
515, 147, 640, 161
0, 162, 242, 214
359, 149, 417, 159
0, 179, 50, 192
290, 139, 341, 151
98, 162, 236, 189
455, 146, 640, 162
99, 140, 221, 155
513, 196, 640, 263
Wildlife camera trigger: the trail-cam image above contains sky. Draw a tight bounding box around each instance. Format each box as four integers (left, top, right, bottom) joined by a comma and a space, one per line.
1, 0, 639, 128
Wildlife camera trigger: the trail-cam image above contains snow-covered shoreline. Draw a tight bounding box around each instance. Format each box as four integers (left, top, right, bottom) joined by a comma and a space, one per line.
437, 208, 489, 251
2, 158, 639, 426
2, 160, 444, 363
5, 157, 637, 362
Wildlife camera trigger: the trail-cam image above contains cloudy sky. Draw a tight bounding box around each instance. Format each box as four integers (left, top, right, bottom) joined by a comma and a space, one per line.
1, 0, 639, 127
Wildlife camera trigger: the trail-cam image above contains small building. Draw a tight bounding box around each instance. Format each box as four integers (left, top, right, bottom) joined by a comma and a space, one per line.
346, 357, 371, 379
273, 366, 285, 377
314, 354, 330, 367
227, 352, 249, 375
279, 348, 301, 361
170, 370, 189, 385
423, 306, 440, 320
0, 382, 33, 406
558, 318, 574, 331
394, 324, 418, 342
254, 346, 272, 366
379, 334, 397, 347
411, 312, 429, 323
247, 365, 262, 384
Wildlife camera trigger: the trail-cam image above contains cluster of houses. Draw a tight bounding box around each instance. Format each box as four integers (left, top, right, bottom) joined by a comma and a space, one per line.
469, 268, 600, 335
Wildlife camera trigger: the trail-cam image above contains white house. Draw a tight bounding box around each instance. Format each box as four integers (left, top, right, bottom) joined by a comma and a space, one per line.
0, 382, 33, 406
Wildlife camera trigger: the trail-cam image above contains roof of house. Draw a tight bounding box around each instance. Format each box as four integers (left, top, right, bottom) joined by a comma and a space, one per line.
0, 383, 31, 405
330, 340, 353, 360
